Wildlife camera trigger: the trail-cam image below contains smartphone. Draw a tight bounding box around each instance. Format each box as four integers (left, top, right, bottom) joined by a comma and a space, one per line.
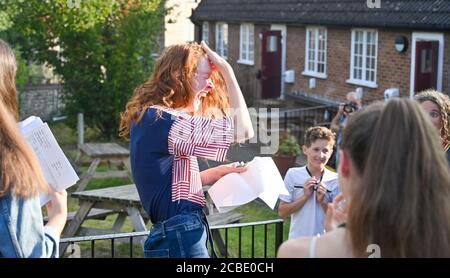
236, 161, 248, 168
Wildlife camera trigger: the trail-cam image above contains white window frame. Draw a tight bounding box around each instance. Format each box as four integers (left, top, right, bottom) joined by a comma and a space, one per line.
347, 29, 378, 88
238, 23, 254, 65
302, 26, 327, 79
215, 22, 228, 59
202, 22, 209, 44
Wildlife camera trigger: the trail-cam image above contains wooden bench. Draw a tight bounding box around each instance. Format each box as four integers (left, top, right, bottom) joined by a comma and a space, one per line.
75, 143, 132, 192
44, 208, 115, 224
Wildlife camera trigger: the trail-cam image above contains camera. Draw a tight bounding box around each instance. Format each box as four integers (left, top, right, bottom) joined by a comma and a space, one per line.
343, 102, 358, 113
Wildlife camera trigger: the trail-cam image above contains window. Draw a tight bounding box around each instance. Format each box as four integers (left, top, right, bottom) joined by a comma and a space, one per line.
202, 22, 209, 44
267, 36, 278, 52
421, 49, 432, 73
303, 27, 327, 78
215, 22, 228, 59
238, 24, 254, 64
348, 29, 378, 87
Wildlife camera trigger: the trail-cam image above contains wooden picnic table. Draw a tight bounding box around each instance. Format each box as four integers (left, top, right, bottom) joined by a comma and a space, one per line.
61, 184, 243, 256
75, 143, 132, 192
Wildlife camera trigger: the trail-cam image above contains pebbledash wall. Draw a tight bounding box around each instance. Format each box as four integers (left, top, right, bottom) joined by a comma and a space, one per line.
19, 84, 64, 121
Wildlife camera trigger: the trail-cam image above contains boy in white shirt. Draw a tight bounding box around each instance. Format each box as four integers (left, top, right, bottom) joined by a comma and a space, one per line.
278, 126, 339, 239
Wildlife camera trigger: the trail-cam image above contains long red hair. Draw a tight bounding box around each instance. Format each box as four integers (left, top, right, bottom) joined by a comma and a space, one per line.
119, 42, 230, 138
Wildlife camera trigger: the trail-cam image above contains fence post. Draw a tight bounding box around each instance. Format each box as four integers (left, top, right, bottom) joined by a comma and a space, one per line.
77, 113, 84, 147
275, 221, 284, 257
284, 111, 287, 131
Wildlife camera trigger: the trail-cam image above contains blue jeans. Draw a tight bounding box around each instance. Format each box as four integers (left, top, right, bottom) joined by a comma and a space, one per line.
144, 211, 212, 258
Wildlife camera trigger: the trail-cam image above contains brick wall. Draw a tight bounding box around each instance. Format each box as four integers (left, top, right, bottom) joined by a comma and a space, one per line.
197, 22, 450, 105
285, 27, 417, 104
19, 84, 64, 121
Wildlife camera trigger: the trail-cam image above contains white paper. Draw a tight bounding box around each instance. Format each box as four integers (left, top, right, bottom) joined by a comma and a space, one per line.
208, 157, 289, 213
19, 116, 79, 206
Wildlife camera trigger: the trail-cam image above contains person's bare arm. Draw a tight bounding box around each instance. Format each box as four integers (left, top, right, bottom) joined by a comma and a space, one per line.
278, 197, 309, 219
200, 162, 247, 185
277, 237, 311, 258
279, 178, 316, 218
201, 41, 254, 142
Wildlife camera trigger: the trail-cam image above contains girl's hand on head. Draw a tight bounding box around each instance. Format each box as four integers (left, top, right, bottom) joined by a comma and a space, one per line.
200, 41, 229, 73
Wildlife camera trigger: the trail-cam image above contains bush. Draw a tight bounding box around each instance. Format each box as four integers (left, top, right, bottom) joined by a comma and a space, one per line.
3, 0, 165, 139
275, 130, 301, 156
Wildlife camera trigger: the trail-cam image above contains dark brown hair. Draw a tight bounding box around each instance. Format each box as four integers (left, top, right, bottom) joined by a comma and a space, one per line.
341, 98, 450, 257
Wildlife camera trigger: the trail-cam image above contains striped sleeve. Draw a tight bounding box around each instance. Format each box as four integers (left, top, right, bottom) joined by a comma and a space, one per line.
168, 114, 234, 161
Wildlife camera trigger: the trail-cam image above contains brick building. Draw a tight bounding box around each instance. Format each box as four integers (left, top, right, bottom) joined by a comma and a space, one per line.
191, 0, 450, 106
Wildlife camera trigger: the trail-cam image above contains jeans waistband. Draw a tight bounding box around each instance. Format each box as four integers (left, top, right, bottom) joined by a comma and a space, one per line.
150, 210, 217, 258
151, 211, 205, 234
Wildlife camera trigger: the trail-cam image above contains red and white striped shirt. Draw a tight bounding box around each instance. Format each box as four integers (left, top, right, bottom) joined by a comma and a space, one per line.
159, 106, 234, 206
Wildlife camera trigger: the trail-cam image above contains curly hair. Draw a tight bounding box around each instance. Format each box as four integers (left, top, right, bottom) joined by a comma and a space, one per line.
414, 89, 450, 147
119, 42, 230, 138
303, 126, 335, 148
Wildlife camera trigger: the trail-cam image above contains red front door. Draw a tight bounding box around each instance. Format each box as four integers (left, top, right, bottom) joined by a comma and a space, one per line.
261, 30, 282, 99
414, 41, 439, 93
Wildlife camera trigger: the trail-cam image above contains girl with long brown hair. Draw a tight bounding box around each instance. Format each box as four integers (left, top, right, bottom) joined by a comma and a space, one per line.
0, 39, 67, 258
119, 41, 254, 258
278, 98, 450, 257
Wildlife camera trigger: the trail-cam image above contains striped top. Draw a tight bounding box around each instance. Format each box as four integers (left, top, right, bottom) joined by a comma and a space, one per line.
130, 106, 233, 223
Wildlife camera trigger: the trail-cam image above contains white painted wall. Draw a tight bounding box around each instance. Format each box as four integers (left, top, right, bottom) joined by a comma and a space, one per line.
165, 0, 200, 47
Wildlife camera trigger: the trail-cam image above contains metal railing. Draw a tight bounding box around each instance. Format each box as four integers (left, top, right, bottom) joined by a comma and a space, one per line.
279, 105, 336, 145
60, 219, 284, 258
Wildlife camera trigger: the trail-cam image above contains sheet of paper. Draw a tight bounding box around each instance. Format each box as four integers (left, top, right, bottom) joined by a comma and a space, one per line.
18, 116, 43, 134
248, 157, 289, 209
19, 117, 79, 206
208, 156, 289, 212
208, 173, 257, 213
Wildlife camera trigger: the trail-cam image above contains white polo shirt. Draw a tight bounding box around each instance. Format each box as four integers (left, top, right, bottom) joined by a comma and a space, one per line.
279, 166, 340, 239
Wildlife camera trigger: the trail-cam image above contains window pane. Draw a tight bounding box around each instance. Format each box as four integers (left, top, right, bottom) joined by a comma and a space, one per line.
318, 63, 324, 73
223, 24, 228, 57
267, 35, 278, 52
202, 22, 209, 44
421, 49, 432, 73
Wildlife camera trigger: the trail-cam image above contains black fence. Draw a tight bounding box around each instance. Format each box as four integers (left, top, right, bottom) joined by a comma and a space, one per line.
60, 219, 284, 258
280, 105, 336, 145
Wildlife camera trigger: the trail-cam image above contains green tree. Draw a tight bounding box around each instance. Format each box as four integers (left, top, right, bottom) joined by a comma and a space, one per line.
2, 0, 164, 138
